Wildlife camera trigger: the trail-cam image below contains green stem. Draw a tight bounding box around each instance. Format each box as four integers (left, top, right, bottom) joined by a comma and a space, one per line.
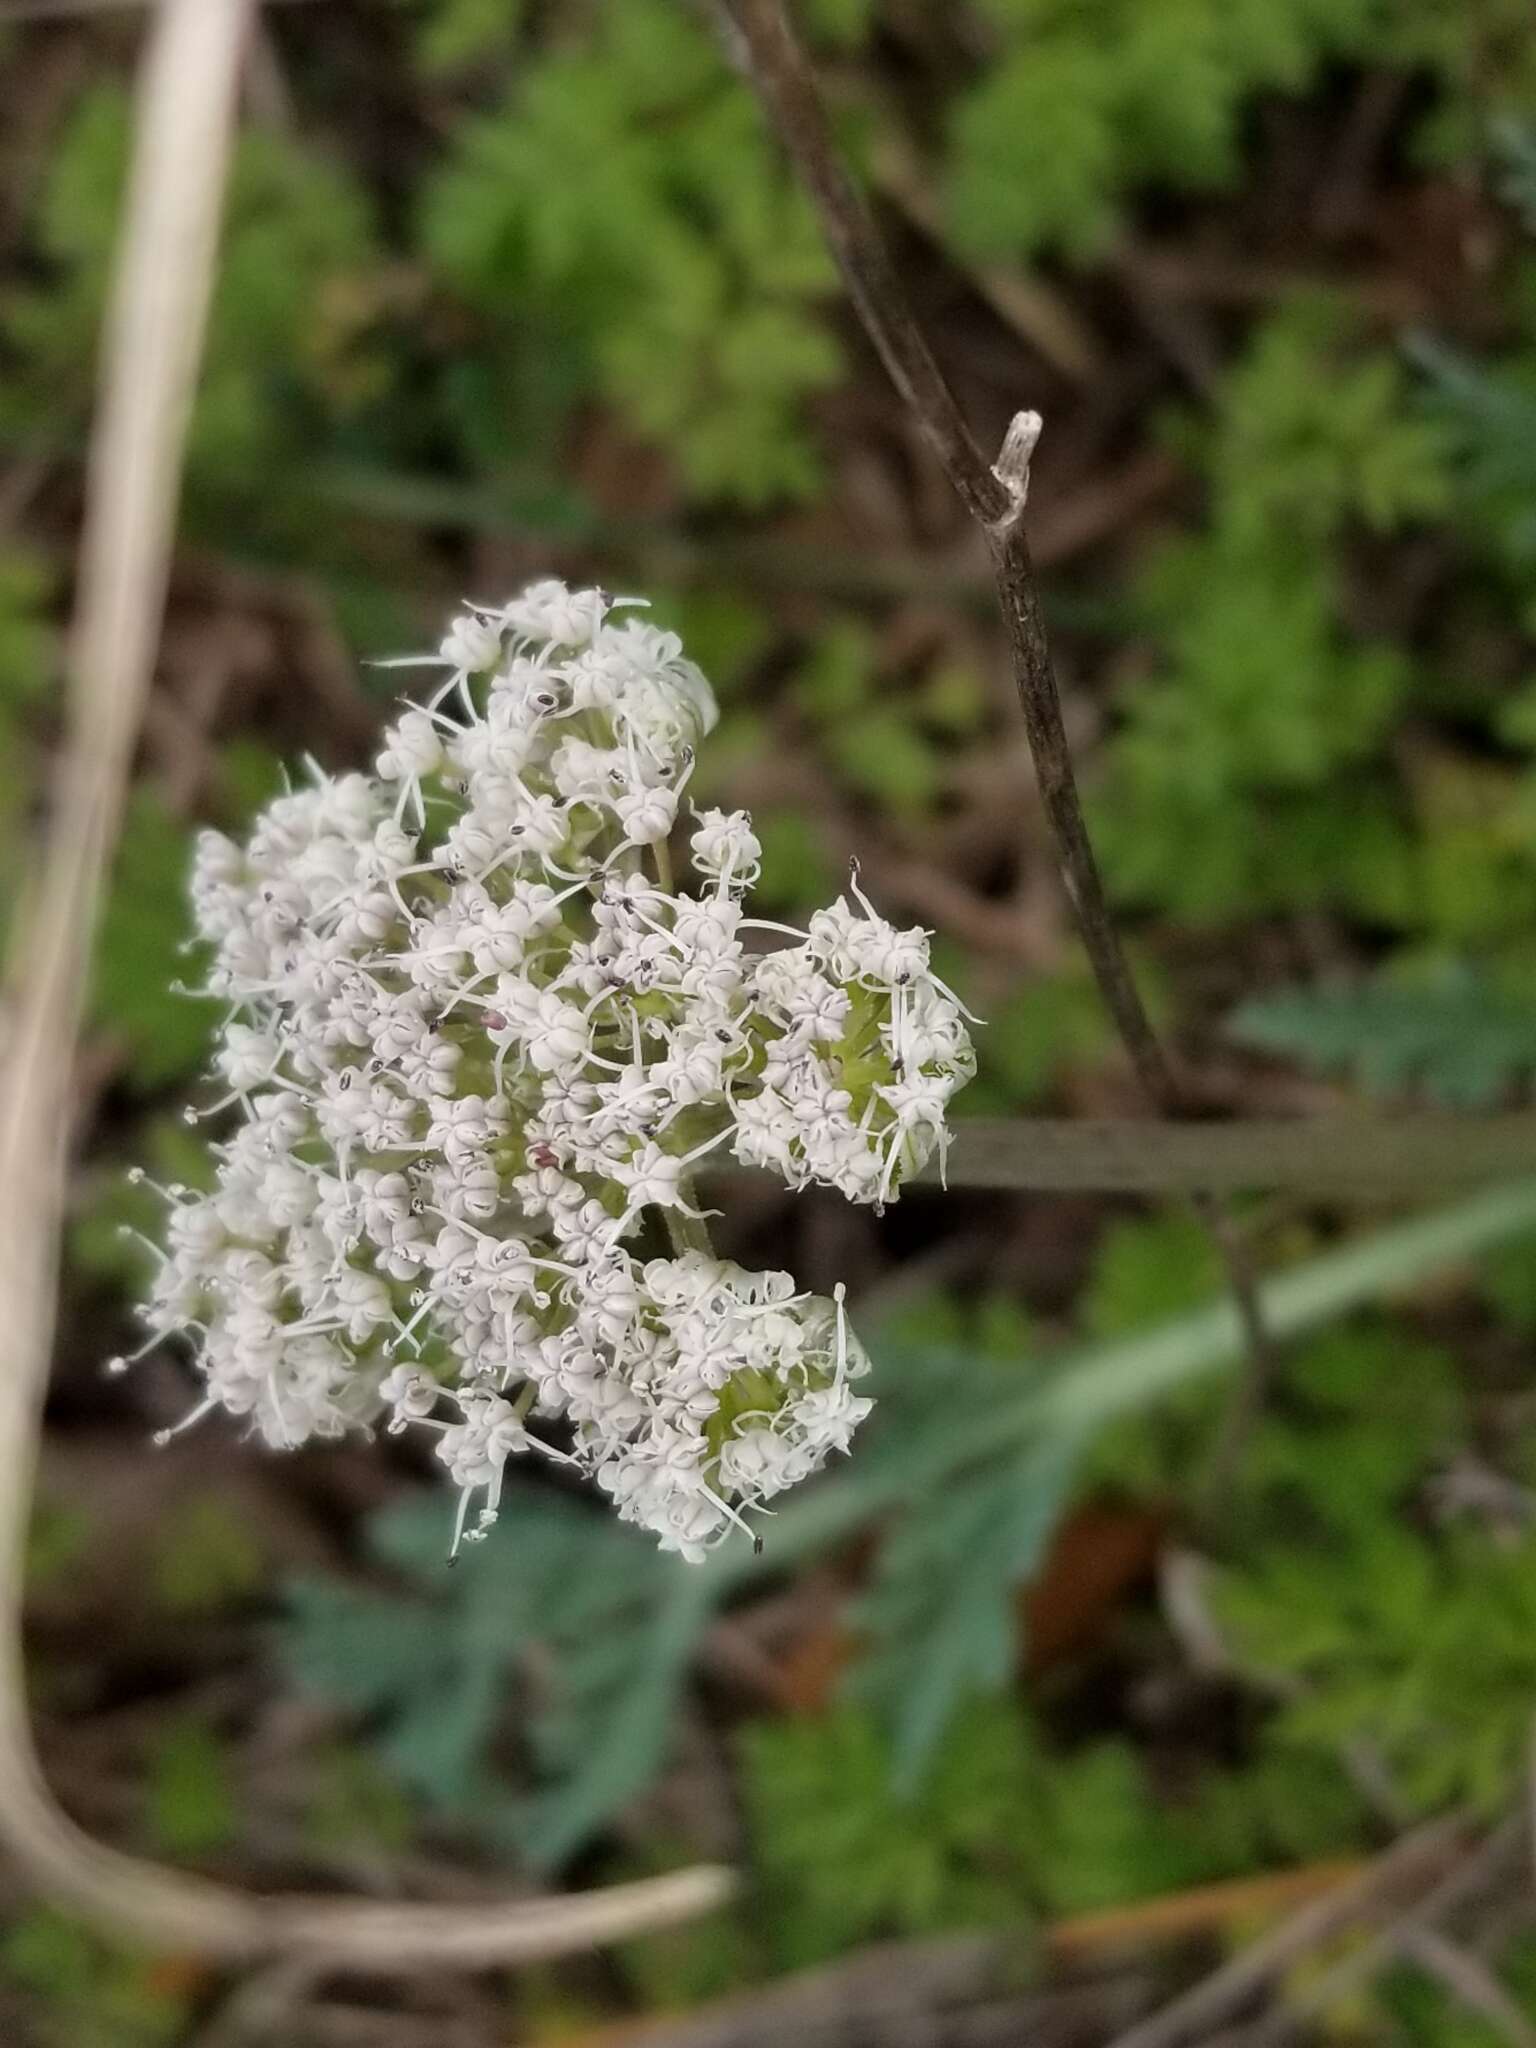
659, 1189, 716, 1261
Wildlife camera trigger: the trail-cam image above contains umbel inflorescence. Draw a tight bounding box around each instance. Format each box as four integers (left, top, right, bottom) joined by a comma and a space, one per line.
122, 582, 975, 1559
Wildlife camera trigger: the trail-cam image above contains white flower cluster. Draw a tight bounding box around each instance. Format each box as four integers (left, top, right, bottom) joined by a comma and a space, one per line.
123, 581, 975, 1558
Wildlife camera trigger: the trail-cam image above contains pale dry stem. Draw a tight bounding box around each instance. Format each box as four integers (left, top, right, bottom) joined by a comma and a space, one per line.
0, 0, 732, 1969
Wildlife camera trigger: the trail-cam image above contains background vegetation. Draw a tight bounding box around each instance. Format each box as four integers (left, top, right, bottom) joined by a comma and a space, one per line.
5, 0, 1536, 2040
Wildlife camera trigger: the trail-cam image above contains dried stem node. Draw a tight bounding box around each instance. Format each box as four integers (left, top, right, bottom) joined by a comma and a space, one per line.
989, 408, 1043, 531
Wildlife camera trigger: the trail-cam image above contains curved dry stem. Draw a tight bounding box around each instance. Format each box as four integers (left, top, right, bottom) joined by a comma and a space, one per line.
0, 0, 732, 1969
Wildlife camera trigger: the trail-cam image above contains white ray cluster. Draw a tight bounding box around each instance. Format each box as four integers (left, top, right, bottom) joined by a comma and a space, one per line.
123, 582, 975, 1558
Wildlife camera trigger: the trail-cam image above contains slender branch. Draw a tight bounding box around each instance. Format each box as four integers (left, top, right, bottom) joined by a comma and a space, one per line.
716, 0, 1276, 1381
923, 1115, 1536, 1197
0, 0, 731, 1968
717, 1, 1008, 533
1241, 1816, 1527, 2048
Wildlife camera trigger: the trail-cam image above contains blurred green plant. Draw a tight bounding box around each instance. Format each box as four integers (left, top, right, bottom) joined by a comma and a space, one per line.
0, 549, 57, 948
0, 1910, 192, 2048
1415, 331, 1536, 603
8, 7, 1536, 2022
946, 0, 1377, 264
792, 624, 962, 820
92, 794, 217, 1090
0, 85, 388, 553
740, 1699, 1046, 1967
421, 1, 841, 505
281, 1180, 1536, 1866
1097, 297, 1452, 926
1230, 960, 1536, 1106
738, 1688, 1372, 1969
144, 1716, 237, 1860
1219, 1525, 1536, 1815
150, 1495, 267, 1618
1382, 1928, 1536, 2047
946, 0, 1536, 265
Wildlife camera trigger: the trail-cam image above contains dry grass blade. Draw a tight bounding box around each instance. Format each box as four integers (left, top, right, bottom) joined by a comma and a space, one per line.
0, 0, 326, 18
0, 0, 732, 1968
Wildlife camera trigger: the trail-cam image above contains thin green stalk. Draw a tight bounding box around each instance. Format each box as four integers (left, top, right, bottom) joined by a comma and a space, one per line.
659, 1189, 717, 1260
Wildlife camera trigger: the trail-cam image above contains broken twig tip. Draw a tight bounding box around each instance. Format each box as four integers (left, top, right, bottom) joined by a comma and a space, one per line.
990, 409, 1043, 524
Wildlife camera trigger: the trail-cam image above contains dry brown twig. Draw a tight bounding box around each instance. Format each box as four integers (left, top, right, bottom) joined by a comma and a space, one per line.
1395, 1924, 1536, 2048
1240, 1816, 1528, 2048
1103, 1814, 1471, 2048
714, 0, 1276, 1413
0, 0, 731, 1969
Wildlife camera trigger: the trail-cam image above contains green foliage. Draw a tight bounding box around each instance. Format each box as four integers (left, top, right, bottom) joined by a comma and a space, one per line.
616, 1893, 761, 2018
1098, 299, 1451, 925
740, 1699, 1043, 1967
1083, 1211, 1225, 1338
26, 1494, 94, 1597
0, 547, 54, 701
1230, 961, 1536, 1106
145, 1716, 237, 1859
285, 1484, 717, 1869
873, 1287, 1034, 1365
303, 1745, 415, 1859
1494, 115, 1536, 231
1382, 1930, 1536, 2048
0, 84, 387, 544
1414, 333, 1536, 592
964, 968, 1115, 1111
1075, 1211, 1236, 1492
851, 1432, 1083, 1785
794, 624, 949, 819
0, 572, 214, 1097
1478, 1228, 1536, 1334
946, 0, 1536, 264
0, 549, 56, 947
407, 0, 529, 76
1192, 1300, 1536, 1818
751, 808, 838, 912
740, 1694, 1342, 1965
275, 1187, 1536, 1862
1242, 1323, 1465, 1535
422, 2, 841, 504
801, 0, 876, 43
0, 1911, 191, 2048
1203, 300, 1453, 547
1099, 1277, 1467, 1542
91, 793, 215, 1090
1184, 1742, 1371, 1871
70, 1115, 215, 1286
150, 1495, 267, 1617
1022, 1737, 1215, 1916
1221, 1523, 1536, 1813
946, 0, 1377, 263
1394, 0, 1536, 170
